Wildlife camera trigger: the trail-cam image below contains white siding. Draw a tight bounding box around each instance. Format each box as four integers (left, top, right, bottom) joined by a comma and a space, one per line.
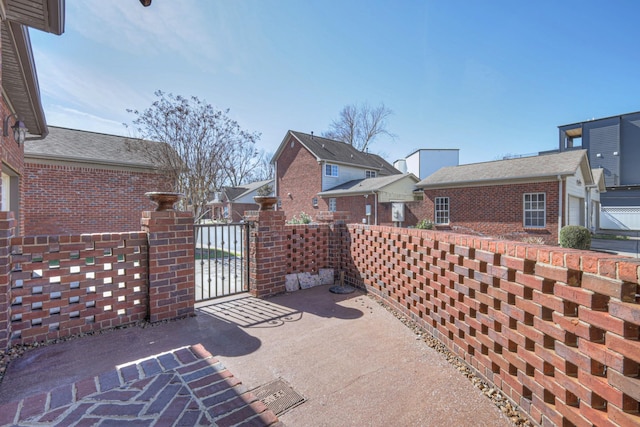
405, 149, 459, 180
321, 163, 373, 191
377, 176, 417, 203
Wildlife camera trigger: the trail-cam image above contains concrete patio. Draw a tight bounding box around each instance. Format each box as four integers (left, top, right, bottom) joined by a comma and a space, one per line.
0, 285, 515, 426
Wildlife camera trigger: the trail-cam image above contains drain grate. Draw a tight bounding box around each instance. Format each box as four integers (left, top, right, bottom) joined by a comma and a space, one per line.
252, 378, 306, 416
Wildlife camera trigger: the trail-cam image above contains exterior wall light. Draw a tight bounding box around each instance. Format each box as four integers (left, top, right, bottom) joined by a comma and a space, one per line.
3, 115, 26, 145
140, 0, 152, 6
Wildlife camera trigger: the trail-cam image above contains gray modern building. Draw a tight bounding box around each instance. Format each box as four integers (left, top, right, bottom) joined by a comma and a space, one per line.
558, 111, 640, 230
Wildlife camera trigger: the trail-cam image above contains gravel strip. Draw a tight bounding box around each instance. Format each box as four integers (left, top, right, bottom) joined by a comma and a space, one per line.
369, 294, 534, 427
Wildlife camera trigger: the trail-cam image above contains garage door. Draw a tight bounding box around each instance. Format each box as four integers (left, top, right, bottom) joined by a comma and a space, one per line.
568, 196, 584, 226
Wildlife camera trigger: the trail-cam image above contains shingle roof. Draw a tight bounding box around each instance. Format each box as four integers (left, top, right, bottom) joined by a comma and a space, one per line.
276, 130, 399, 176
416, 150, 590, 189
229, 179, 273, 201
318, 173, 418, 197
23, 126, 161, 169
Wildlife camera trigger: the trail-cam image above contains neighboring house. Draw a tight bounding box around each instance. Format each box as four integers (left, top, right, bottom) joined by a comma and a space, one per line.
207, 179, 273, 222
558, 111, 640, 230
23, 126, 173, 235
318, 173, 419, 225
273, 130, 412, 223
1, 1, 65, 234
415, 150, 604, 244
394, 148, 459, 180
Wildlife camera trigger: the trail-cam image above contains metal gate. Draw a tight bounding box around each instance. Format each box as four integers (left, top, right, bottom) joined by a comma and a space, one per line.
194, 222, 250, 301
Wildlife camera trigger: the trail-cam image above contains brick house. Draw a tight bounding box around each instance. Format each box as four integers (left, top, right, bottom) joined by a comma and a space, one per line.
207, 179, 273, 222
23, 126, 172, 235
1, 1, 65, 234
415, 150, 605, 243
273, 130, 412, 223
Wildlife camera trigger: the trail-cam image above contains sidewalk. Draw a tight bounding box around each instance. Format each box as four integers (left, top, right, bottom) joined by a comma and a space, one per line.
0, 286, 514, 426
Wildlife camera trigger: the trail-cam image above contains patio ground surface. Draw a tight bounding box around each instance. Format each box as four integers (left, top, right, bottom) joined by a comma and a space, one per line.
0, 285, 514, 426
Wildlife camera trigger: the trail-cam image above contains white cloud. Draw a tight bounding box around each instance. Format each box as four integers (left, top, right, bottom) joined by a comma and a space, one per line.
34, 48, 153, 117
67, 1, 230, 69
44, 105, 131, 136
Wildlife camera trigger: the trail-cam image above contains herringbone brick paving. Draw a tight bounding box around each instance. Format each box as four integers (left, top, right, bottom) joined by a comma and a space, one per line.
0, 344, 279, 427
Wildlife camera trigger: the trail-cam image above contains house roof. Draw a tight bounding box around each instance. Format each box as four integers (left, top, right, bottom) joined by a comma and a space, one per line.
592, 168, 606, 193
273, 130, 399, 176
1, 1, 65, 138
24, 126, 161, 169
227, 179, 273, 201
416, 150, 592, 189
318, 173, 418, 197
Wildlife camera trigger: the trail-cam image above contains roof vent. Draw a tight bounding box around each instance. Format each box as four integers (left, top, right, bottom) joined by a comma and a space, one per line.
350, 154, 353, 158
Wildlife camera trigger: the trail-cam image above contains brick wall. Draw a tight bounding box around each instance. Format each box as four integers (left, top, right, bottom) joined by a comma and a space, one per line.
142, 210, 195, 322
0, 209, 194, 349
248, 210, 287, 297
22, 162, 172, 235
8, 231, 149, 344
423, 182, 560, 244
276, 136, 324, 221
343, 224, 640, 427
0, 212, 15, 350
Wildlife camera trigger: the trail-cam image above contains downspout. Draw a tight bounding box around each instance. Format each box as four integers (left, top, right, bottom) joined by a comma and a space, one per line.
585, 184, 597, 232
374, 191, 378, 225
557, 175, 563, 243
273, 163, 278, 209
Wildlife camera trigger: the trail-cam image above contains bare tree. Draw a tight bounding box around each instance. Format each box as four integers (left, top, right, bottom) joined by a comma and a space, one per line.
323, 102, 395, 152
247, 150, 274, 182
222, 137, 263, 187
126, 91, 259, 219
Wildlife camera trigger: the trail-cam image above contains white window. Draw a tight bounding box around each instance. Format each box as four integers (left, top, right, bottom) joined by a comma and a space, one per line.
365, 170, 377, 178
312, 197, 318, 207
524, 193, 546, 227
329, 198, 337, 212
435, 197, 449, 225
1, 172, 9, 211
325, 164, 338, 177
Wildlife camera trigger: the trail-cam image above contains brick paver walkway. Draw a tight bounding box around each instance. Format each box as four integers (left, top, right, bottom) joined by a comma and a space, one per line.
0, 344, 280, 427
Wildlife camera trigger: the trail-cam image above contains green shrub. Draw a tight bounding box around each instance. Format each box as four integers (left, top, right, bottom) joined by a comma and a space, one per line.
287, 212, 313, 224
559, 225, 591, 250
416, 218, 434, 230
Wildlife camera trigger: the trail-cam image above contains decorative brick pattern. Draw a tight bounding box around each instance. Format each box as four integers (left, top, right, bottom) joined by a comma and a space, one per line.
0, 212, 16, 350
285, 224, 329, 275
343, 224, 640, 427
8, 232, 148, 344
1, 210, 196, 348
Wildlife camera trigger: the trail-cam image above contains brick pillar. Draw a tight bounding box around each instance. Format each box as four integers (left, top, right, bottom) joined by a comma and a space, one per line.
141, 210, 195, 322
0, 212, 16, 350
249, 210, 287, 297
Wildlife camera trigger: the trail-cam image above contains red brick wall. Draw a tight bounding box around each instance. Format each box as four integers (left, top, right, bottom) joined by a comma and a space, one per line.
423, 181, 560, 244
142, 210, 195, 322
343, 224, 640, 427
276, 136, 324, 221
1, 97, 26, 232
8, 231, 149, 344
22, 162, 172, 235
1, 210, 195, 348
248, 210, 287, 297
0, 212, 16, 350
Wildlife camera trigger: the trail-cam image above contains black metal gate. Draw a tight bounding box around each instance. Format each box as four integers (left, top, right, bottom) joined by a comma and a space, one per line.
194, 222, 250, 301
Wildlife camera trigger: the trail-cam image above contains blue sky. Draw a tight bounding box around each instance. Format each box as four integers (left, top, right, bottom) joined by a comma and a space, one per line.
30, 0, 640, 165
